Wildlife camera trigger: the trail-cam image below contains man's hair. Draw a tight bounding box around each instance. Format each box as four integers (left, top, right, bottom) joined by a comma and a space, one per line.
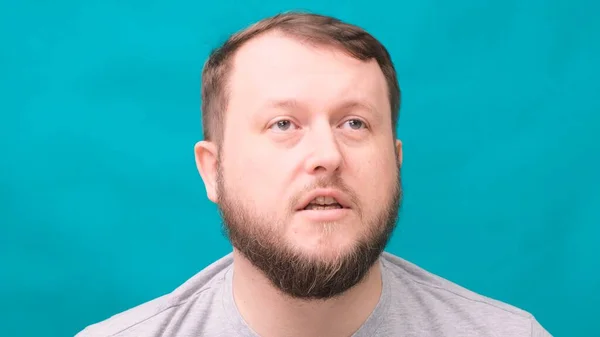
201, 11, 401, 144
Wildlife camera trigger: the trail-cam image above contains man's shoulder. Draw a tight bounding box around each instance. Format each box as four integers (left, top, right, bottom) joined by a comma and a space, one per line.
75, 254, 234, 337
380, 251, 530, 315
380, 252, 551, 336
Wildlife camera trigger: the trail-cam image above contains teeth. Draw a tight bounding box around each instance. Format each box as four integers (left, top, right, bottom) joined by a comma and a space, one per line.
310, 196, 338, 206
305, 204, 342, 210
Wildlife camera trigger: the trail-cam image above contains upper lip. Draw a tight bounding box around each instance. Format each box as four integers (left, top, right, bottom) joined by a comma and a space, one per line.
296, 188, 352, 210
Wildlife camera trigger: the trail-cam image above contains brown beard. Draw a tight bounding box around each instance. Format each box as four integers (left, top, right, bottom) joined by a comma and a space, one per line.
215, 159, 402, 300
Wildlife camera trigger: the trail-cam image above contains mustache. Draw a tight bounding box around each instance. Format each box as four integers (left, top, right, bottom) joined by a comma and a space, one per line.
289, 175, 359, 211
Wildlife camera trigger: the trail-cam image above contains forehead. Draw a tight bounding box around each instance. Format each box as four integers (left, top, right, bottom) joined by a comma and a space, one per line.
225, 31, 389, 116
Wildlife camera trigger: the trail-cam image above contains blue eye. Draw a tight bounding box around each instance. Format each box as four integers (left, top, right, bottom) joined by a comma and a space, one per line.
270, 119, 297, 132
343, 119, 366, 130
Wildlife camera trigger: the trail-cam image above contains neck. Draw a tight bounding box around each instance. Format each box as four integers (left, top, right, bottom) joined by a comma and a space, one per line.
230, 249, 383, 337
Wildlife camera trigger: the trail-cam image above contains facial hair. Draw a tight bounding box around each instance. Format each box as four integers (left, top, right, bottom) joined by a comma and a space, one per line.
216, 160, 402, 300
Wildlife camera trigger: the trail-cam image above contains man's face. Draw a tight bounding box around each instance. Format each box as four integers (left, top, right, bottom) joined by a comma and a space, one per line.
200, 32, 402, 299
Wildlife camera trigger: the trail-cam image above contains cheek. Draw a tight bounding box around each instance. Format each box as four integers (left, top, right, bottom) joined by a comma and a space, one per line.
224, 147, 291, 211
354, 150, 398, 206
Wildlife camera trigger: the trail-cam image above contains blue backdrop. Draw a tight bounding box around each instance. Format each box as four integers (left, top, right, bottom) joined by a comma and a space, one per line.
1, 1, 598, 336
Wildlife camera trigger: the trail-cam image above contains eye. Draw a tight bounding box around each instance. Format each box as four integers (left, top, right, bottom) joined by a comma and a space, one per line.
269, 119, 298, 132
341, 119, 367, 130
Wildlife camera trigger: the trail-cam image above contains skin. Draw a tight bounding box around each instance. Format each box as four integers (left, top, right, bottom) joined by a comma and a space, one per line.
195, 31, 403, 337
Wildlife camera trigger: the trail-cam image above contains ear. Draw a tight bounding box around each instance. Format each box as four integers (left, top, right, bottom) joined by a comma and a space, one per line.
194, 140, 219, 203
395, 139, 403, 167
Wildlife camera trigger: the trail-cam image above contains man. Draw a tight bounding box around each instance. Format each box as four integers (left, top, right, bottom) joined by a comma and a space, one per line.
76, 11, 552, 337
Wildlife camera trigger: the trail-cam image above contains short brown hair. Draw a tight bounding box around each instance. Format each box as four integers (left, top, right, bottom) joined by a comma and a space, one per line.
201, 11, 401, 144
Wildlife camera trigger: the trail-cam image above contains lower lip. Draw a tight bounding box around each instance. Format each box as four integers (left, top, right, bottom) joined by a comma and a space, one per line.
296, 208, 351, 222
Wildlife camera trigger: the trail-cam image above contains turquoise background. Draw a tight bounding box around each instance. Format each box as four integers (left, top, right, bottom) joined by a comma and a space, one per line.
1, 0, 598, 336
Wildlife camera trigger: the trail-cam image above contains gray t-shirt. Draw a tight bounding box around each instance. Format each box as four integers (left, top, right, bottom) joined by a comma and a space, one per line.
76, 252, 552, 336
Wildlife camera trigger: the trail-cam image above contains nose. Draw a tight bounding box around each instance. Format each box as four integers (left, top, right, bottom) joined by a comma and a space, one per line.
303, 125, 343, 175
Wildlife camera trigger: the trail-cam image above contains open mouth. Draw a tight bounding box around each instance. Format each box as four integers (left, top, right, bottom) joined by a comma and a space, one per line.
302, 196, 346, 211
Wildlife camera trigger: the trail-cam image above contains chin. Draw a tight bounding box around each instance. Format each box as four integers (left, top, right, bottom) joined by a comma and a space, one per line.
286, 224, 363, 260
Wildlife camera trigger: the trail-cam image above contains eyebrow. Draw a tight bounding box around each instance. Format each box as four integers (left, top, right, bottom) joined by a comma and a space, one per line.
263, 99, 302, 111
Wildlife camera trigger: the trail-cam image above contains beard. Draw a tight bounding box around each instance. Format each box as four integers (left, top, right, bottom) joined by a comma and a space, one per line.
216, 159, 402, 301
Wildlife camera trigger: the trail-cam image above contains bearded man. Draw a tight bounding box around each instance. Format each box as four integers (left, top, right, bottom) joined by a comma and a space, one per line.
76, 11, 551, 337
